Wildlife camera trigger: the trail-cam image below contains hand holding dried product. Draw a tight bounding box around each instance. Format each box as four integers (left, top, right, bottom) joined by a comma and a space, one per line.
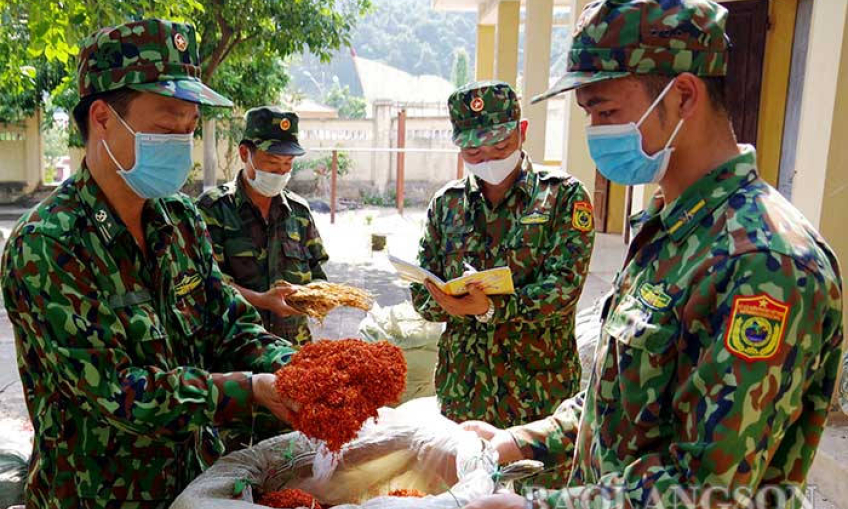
274, 339, 406, 451
262, 282, 304, 318
253, 373, 300, 424
285, 282, 374, 322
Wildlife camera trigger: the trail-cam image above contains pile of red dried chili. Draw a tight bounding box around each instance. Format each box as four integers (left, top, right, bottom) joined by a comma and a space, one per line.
388, 489, 427, 498
275, 339, 407, 452
257, 488, 323, 509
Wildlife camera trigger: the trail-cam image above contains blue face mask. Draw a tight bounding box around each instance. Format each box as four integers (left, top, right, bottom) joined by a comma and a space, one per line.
102, 105, 194, 199
585, 79, 685, 186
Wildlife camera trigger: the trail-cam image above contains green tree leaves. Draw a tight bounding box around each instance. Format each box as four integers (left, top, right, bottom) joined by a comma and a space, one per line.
0, 0, 370, 121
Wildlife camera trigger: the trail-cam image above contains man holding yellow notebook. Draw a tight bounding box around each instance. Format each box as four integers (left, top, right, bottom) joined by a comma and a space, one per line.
410, 81, 595, 442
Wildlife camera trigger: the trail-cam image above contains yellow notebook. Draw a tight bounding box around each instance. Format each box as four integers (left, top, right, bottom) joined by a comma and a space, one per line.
388, 255, 515, 296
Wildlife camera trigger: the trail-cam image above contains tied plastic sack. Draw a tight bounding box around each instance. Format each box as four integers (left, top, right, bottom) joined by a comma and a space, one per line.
0, 418, 31, 508
170, 398, 498, 509
358, 302, 443, 404
840, 350, 848, 416
574, 298, 604, 390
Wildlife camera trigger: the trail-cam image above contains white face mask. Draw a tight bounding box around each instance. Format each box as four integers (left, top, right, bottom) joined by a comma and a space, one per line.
246, 153, 291, 197
464, 149, 522, 185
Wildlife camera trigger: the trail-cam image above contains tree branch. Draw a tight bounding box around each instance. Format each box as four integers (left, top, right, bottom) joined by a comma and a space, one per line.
219, 31, 260, 64
219, 36, 241, 64
201, 0, 233, 81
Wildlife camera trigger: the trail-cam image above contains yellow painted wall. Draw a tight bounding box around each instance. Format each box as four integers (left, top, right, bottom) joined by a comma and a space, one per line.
790, 1, 848, 413
0, 127, 27, 182
563, 1, 596, 200
0, 113, 42, 191
476, 24, 495, 81
755, 0, 797, 186
563, 92, 595, 199
816, 0, 848, 414
606, 182, 627, 234
522, 0, 555, 163
792, 0, 847, 227
494, 1, 520, 86
818, 3, 848, 312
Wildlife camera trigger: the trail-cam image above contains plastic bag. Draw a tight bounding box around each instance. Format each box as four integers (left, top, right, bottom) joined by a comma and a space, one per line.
359, 302, 443, 403
358, 302, 443, 350
839, 350, 848, 415
575, 299, 604, 390
170, 398, 498, 509
0, 418, 31, 508
0, 450, 27, 509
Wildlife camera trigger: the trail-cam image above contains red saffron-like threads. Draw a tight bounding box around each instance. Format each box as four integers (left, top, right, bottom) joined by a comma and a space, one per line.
275, 339, 407, 452
257, 488, 323, 509
388, 489, 427, 497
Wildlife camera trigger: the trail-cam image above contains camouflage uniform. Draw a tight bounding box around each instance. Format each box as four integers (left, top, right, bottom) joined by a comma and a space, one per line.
411, 82, 595, 433
511, 2, 845, 506
197, 108, 327, 346
0, 20, 294, 509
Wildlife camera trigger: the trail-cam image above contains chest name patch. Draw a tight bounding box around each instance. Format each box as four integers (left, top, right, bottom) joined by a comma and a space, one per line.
520, 212, 550, 225
175, 273, 203, 298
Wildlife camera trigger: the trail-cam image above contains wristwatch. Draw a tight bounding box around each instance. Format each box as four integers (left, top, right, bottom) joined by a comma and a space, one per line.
475, 298, 495, 323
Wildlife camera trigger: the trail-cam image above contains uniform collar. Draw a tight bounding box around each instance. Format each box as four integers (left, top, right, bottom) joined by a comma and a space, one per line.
76, 161, 174, 247
235, 169, 291, 214
630, 145, 758, 243
467, 151, 534, 198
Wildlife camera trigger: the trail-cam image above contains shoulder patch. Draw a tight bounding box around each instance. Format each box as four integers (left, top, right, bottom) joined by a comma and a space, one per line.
572, 201, 594, 232
724, 294, 789, 362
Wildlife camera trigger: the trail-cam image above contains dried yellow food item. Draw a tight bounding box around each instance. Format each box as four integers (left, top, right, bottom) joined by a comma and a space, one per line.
287, 282, 374, 322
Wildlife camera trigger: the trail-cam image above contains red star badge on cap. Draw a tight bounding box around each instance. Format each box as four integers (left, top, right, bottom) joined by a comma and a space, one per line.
470, 97, 484, 112
174, 33, 188, 52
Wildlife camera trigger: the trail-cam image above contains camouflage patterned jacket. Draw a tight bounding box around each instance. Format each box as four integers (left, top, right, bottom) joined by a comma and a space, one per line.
411, 154, 595, 430
510, 147, 844, 507
196, 171, 329, 346
0, 165, 296, 509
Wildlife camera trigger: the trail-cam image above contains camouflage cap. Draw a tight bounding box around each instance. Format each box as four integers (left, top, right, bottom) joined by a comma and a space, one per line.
533, 0, 730, 103
242, 107, 305, 156
76, 19, 233, 107
448, 81, 521, 148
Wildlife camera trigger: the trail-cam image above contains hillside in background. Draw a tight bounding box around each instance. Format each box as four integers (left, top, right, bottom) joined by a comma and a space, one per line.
289, 0, 476, 99
289, 0, 572, 105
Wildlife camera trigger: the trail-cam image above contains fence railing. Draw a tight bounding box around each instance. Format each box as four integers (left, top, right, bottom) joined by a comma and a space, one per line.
305, 146, 464, 223
303, 108, 464, 223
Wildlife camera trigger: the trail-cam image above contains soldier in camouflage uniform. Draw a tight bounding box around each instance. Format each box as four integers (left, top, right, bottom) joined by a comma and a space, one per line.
462, 2, 844, 508
197, 107, 328, 347
0, 20, 301, 509
410, 81, 595, 436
